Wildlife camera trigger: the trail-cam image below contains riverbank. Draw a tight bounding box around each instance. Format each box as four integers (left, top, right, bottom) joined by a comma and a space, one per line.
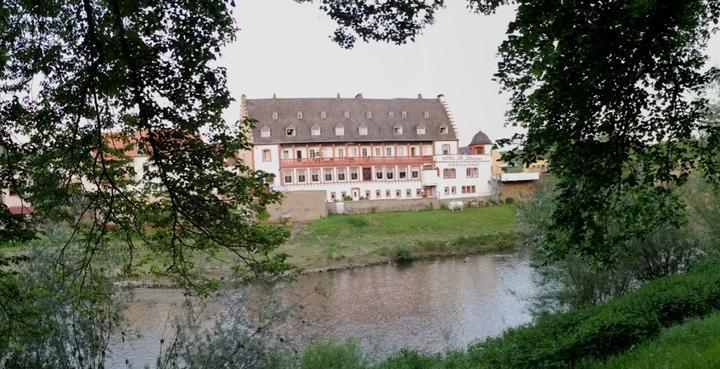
283, 204, 518, 271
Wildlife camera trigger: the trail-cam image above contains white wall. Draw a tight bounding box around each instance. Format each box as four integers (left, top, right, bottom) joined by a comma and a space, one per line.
253, 144, 281, 186
433, 154, 492, 199
434, 140, 459, 155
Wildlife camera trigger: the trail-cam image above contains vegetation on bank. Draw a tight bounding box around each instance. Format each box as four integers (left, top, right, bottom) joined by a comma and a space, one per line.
284, 205, 518, 269
274, 259, 720, 369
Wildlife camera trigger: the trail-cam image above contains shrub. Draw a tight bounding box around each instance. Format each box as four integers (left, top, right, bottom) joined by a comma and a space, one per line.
300, 340, 366, 369
346, 217, 369, 227
504, 197, 515, 204
392, 247, 415, 263
468, 260, 720, 369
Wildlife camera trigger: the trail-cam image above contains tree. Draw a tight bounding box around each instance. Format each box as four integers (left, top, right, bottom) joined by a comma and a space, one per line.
0, 0, 290, 288
300, 0, 720, 264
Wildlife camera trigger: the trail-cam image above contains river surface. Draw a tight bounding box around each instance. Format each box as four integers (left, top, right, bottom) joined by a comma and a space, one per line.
109, 252, 538, 368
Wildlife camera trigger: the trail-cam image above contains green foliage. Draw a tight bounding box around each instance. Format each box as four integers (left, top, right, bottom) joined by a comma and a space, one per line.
391, 246, 415, 263
300, 340, 366, 369
503, 197, 514, 204
346, 217, 369, 228
583, 312, 720, 369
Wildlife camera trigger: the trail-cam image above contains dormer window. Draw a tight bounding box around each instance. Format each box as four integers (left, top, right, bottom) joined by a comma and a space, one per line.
393, 125, 403, 135
321, 111, 327, 119
401, 111, 407, 119
286, 126, 296, 137
424, 111, 430, 119
417, 125, 426, 135
388, 111, 394, 118
272, 112, 278, 120
297, 111, 303, 119
358, 125, 368, 136
344, 111, 350, 119
335, 126, 345, 136
440, 125, 449, 135
311, 125, 321, 136
260, 126, 271, 138
366, 111, 372, 119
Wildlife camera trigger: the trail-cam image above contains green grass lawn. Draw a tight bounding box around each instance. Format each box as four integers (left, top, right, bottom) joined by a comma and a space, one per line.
584, 312, 720, 369
282, 204, 518, 269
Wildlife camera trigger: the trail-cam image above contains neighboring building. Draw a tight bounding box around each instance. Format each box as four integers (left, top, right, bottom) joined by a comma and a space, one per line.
243, 94, 494, 202
1, 190, 32, 217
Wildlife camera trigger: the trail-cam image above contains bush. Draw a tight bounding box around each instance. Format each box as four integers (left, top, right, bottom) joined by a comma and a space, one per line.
392, 247, 415, 263
300, 340, 366, 369
468, 260, 720, 369
504, 197, 515, 204
346, 217, 369, 227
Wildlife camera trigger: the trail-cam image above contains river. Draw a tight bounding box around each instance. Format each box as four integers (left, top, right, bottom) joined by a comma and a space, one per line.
108, 252, 538, 368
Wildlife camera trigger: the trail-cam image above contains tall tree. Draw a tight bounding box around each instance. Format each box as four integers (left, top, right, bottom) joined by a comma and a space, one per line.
300, 0, 720, 263
0, 0, 289, 286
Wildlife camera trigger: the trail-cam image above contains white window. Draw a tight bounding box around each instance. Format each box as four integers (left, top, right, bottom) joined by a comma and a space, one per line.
272, 112, 278, 120
411, 167, 420, 179
311, 170, 320, 182
283, 171, 293, 184
338, 148, 345, 158
388, 111, 394, 118
393, 125, 403, 135
297, 111, 303, 119
321, 111, 327, 119
397, 146, 405, 156
286, 127, 296, 136
443, 168, 456, 179
386, 147, 392, 156
309, 149, 317, 158
375, 167, 383, 180
262, 149, 271, 162
406, 188, 412, 197
350, 167, 359, 180
297, 170, 306, 183
361, 148, 369, 157
466, 167, 479, 178
366, 111, 372, 119
440, 125, 449, 135
337, 168, 347, 181
442, 144, 451, 155
324, 168, 333, 182
335, 126, 345, 136
386, 167, 394, 180
350, 147, 357, 157
417, 125, 426, 135
260, 127, 271, 138
359, 125, 368, 136
424, 111, 430, 119
311, 125, 321, 136
344, 111, 350, 119
401, 111, 407, 118
282, 149, 290, 159
399, 166, 407, 179
451, 186, 456, 194
374, 147, 381, 156
386, 189, 391, 197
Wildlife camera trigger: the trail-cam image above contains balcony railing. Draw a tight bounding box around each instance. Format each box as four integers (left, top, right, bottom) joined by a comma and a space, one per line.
280, 155, 434, 169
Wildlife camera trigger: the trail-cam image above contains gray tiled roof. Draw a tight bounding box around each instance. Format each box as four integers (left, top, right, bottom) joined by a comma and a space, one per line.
245, 96, 458, 144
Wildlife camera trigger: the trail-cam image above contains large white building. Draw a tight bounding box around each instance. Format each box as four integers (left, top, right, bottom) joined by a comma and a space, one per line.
243, 94, 494, 202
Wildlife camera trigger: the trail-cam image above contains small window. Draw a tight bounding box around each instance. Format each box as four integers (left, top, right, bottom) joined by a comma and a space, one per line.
375, 167, 383, 180
282, 149, 290, 159
330, 192, 336, 201
297, 111, 303, 119
444, 187, 449, 195
466, 167, 479, 178
283, 171, 293, 184
399, 167, 407, 179
365, 190, 371, 199
451, 186, 456, 194
393, 125, 403, 135
350, 168, 359, 180
443, 168, 456, 179
386, 167, 394, 180
321, 111, 327, 119
401, 111, 407, 118
411, 167, 420, 179
262, 149, 271, 162
297, 170, 306, 183
442, 144, 451, 155
374, 147, 381, 156
386, 147, 392, 156
260, 126, 271, 138
344, 111, 350, 119
359, 125, 368, 136
424, 111, 430, 119
337, 169, 346, 181
286, 127, 296, 136
417, 125, 426, 135
397, 147, 405, 156
272, 112, 278, 120
324, 168, 333, 182
311, 126, 321, 136
396, 189, 402, 198
309, 149, 317, 158
366, 111, 372, 119
335, 126, 345, 136
416, 188, 422, 196
440, 125, 449, 135
406, 189, 412, 197
388, 111, 394, 118
376, 189, 381, 198
361, 148, 369, 157
386, 189, 391, 197
311, 170, 320, 182
338, 148, 345, 158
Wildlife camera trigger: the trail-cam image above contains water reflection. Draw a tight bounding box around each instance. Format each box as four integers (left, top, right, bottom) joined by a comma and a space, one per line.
109, 253, 537, 368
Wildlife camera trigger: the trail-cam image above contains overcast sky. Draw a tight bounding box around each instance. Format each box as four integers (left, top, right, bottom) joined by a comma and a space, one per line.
222, 0, 720, 145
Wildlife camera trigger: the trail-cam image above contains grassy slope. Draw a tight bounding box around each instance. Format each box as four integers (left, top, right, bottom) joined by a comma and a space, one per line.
584, 313, 720, 369
282, 204, 517, 269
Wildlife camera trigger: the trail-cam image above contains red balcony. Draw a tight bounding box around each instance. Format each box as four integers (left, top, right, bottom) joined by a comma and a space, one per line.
280, 155, 433, 169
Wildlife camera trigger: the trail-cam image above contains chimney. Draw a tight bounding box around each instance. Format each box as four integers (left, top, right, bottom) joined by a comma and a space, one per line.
337, 93, 341, 99
272, 93, 277, 99
355, 93, 363, 99
437, 94, 445, 102
417, 94, 422, 99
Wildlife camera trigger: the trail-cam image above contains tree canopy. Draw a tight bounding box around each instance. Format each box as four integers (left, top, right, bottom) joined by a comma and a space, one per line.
299, 0, 720, 263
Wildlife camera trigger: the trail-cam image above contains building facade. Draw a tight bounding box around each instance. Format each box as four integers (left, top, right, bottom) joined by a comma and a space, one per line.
243, 94, 494, 202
